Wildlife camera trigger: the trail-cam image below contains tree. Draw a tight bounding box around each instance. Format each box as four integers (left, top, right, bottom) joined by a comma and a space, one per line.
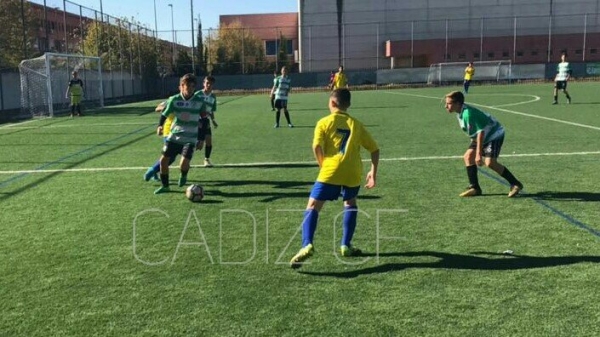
205, 20, 268, 75
80, 17, 158, 79
277, 34, 292, 71
0, 0, 35, 68
175, 49, 193, 76
195, 18, 205, 75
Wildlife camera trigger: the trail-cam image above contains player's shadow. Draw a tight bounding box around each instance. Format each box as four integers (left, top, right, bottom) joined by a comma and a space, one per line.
527, 191, 600, 202
86, 106, 156, 116
299, 251, 600, 278
216, 163, 316, 169
187, 179, 381, 202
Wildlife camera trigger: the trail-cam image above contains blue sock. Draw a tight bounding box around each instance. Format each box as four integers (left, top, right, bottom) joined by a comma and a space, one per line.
150, 160, 160, 174
341, 206, 358, 246
151, 156, 177, 173
301, 209, 319, 247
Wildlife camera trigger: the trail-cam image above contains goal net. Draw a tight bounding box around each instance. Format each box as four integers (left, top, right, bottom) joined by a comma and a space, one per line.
19, 53, 103, 118
427, 60, 512, 85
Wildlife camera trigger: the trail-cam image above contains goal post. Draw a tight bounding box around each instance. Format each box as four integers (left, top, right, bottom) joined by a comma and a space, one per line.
427, 60, 512, 85
19, 53, 104, 118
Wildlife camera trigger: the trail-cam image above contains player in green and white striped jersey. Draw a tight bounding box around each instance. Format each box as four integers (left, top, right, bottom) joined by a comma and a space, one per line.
444, 91, 523, 198
154, 73, 205, 194
553, 52, 572, 105
271, 66, 293, 128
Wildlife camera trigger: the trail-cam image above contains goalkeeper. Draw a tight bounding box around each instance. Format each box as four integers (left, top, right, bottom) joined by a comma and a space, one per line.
65, 71, 85, 117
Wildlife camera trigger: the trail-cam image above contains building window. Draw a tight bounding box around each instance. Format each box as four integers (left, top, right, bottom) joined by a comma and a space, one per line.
531, 50, 538, 56
487, 52, 495, 58
591, 48, 598, 54
473, 52, 480, 59
502, 51, 509, 58
458, 53, 466, 60
265, 40, 293, 56
516, 51, 523, 57
575, 49, 582, 55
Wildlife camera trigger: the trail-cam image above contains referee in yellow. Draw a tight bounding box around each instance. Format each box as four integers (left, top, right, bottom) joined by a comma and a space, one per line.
290, 88, 379, 269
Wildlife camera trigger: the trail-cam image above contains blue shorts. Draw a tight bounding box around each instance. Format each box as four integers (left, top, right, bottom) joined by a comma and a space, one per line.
309, 182, 360, 201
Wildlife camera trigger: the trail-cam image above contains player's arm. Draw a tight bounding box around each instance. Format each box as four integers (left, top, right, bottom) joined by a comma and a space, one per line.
80, 80, 85, 97
157, 99, 173, 136
474, 131, 484, 166
365, 149, 379, 189
361, 128, 379, 189
210, 99, 218, 128
65, 83, 71, 98
270, 78, 278, 96
313, 145, 324, 168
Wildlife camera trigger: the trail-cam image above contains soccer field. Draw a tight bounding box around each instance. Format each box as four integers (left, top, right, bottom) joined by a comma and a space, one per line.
1, 82, 599, 336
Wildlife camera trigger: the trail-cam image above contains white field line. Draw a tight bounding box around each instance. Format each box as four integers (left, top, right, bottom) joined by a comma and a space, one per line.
0, 122, 153, 129
1, 151, 599, 175
0, 118, 46, 129
384, 91, 600, 131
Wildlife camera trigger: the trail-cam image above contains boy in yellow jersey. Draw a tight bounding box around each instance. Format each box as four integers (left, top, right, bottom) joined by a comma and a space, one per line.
65, 71, 85, 117
143, 101, 175, 182
290, 88, 379, 269
332, 65, 348, 90
463, 62, 475, 94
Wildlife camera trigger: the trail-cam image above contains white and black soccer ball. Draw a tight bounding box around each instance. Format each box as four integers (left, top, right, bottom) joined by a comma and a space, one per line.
185, 184, 204, 202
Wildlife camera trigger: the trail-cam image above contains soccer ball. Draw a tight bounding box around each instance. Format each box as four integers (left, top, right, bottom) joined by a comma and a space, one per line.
185, 184, 204, 202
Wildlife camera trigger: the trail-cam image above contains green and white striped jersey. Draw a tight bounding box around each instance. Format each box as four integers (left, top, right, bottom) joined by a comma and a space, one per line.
162, 93, 205, 145
457, 104, 504, 144
273, 75, 291, 101
555, 62, 571, 81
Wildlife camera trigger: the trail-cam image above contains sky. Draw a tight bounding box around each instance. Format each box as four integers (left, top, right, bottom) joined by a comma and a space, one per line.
29, 0, 298, 45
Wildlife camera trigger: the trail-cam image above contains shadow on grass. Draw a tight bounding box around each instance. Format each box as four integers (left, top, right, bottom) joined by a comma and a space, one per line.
299, 251, 600, 278
214, 163, 317, 169
527, 191, 600, 202
185, 179, 381, 203
84, 106, 156, 116
292, 105, 408, 112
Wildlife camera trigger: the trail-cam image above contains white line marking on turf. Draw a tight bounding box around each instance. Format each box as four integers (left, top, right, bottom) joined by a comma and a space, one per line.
0, 118, 45, 129
1, 151, 599, 174
1, 122, 153, 129
384, 91, 600, 131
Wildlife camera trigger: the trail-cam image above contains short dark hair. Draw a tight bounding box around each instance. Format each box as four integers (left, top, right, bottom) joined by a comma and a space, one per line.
446, 91, 465, 105
331, 88, 351, 110
180, 73, 196, 86
205, 75, 216, 84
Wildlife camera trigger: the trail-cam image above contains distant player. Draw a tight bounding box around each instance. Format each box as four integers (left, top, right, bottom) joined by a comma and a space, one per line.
289, 88, 379, 269
463, 62, 475, 94
154, 73, 205, 194
444, 91, 523, 198
327, 70, 335, 89
271, 66, 293, 128
553, 52, 572, 105
195, 76, 218, 167
65, 71, 84, 117
332, 66, 348, 90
